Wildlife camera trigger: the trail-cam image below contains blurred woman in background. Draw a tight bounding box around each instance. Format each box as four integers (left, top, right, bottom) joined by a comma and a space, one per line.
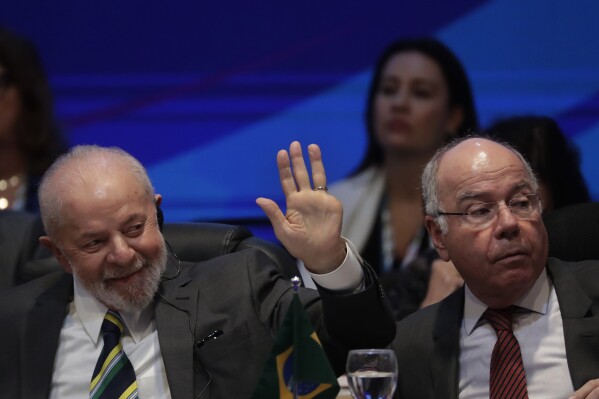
337, 37, 477, 275
0, 28, 67, 212
300, 37, 478, 317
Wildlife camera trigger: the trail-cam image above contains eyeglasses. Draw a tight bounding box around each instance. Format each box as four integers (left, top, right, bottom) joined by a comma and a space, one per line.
436, 194, 541, 226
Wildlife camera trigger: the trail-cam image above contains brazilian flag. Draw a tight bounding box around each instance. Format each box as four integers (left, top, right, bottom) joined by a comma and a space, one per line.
251, 293, 340, 398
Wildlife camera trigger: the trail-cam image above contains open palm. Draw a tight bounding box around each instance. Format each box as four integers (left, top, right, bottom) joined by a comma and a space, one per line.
257, 141, 346, 273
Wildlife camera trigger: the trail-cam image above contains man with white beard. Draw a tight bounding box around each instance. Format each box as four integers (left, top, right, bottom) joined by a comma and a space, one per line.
0, 142, 395, 399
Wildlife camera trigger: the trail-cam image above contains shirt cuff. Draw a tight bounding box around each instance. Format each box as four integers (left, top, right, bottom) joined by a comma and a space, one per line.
308, 238, 364, 291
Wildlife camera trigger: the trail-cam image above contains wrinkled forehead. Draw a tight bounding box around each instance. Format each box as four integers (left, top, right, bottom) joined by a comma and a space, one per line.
437, 139, 530, 200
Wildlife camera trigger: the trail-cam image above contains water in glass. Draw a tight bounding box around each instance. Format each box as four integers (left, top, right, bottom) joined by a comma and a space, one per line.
346, 349, 397, 399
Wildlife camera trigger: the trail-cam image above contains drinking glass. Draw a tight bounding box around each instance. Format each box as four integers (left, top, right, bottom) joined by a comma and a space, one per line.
346, 349, 397, 399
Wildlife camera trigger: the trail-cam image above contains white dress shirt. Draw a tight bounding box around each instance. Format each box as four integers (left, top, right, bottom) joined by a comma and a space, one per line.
459, 268, 574, 398
309, 239, 364, 290
49, 279, 172, 399
49, 241, 364, 398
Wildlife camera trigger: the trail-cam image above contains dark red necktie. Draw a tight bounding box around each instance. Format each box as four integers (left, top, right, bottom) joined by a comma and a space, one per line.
484, 307, 529, 399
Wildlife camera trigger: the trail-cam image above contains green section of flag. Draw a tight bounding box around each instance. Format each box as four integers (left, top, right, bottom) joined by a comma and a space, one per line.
251, 294, 340, 399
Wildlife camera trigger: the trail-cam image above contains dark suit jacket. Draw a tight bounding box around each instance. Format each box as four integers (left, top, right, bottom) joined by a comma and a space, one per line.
0, 211, 51, 290
392, 257, 599, 399
0, 248, 395, 399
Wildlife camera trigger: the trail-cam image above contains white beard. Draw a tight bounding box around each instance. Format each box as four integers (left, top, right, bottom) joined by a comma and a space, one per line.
72, 238, 167, 312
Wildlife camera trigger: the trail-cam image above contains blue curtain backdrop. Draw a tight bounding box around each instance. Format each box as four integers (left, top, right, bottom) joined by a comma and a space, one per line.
3, 0, 598, 238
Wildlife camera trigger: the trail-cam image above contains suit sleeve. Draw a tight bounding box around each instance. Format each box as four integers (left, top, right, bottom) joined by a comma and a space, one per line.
246, 249, 396, 374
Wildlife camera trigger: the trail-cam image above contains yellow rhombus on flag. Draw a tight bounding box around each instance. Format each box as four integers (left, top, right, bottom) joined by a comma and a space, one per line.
250, 293, 340, 399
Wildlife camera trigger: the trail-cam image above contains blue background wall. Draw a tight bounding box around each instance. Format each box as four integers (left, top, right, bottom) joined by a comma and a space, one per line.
3, 1, 598, 237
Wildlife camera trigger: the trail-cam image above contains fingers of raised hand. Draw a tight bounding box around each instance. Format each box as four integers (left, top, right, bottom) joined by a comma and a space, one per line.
256, 197, 288, 242
308, 143, 327, 190
276, 149, 298, 197
256, 197, 284, 224
280, 141, 329, 194
288, 141, 311, 191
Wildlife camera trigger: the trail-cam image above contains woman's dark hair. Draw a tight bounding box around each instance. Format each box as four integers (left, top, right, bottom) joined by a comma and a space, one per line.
0, 28, 67, 176
354, 37, 478, 174
487, 115, 591, 209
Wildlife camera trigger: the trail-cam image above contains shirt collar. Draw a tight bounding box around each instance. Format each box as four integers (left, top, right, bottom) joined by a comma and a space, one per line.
463, 267, 551, 335
73, 276, 154, 344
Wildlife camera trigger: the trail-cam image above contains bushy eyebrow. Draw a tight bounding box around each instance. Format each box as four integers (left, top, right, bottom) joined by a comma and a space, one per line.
456, 180, 532, 203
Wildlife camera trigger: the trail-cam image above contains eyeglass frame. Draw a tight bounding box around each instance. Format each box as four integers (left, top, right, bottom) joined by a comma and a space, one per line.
435, 193, 542, 226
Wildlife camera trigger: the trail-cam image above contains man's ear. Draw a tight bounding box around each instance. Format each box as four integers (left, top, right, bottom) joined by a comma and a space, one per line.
39, 236, 73, 273
154, 194, 164, 231
424, 215, 450, 262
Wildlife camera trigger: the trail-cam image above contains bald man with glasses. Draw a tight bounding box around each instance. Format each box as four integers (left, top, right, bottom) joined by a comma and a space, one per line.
392, 137, 599, 399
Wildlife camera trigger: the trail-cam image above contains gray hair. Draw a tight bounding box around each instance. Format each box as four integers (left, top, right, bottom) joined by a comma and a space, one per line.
38, 145, 155, 238
421, 136, 539, 234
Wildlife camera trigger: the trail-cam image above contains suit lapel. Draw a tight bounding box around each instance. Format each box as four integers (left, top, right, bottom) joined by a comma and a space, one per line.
547, 259, 599, 389
22, 273, 72, 399
156, 261, 208, 399
431, 288, 463, 399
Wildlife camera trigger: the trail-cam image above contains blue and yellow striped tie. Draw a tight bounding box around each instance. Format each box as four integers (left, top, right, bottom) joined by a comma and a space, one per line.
90, 310, 139, 399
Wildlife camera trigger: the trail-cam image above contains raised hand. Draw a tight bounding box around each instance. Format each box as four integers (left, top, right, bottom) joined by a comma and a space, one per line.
256, 141, 346, 273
